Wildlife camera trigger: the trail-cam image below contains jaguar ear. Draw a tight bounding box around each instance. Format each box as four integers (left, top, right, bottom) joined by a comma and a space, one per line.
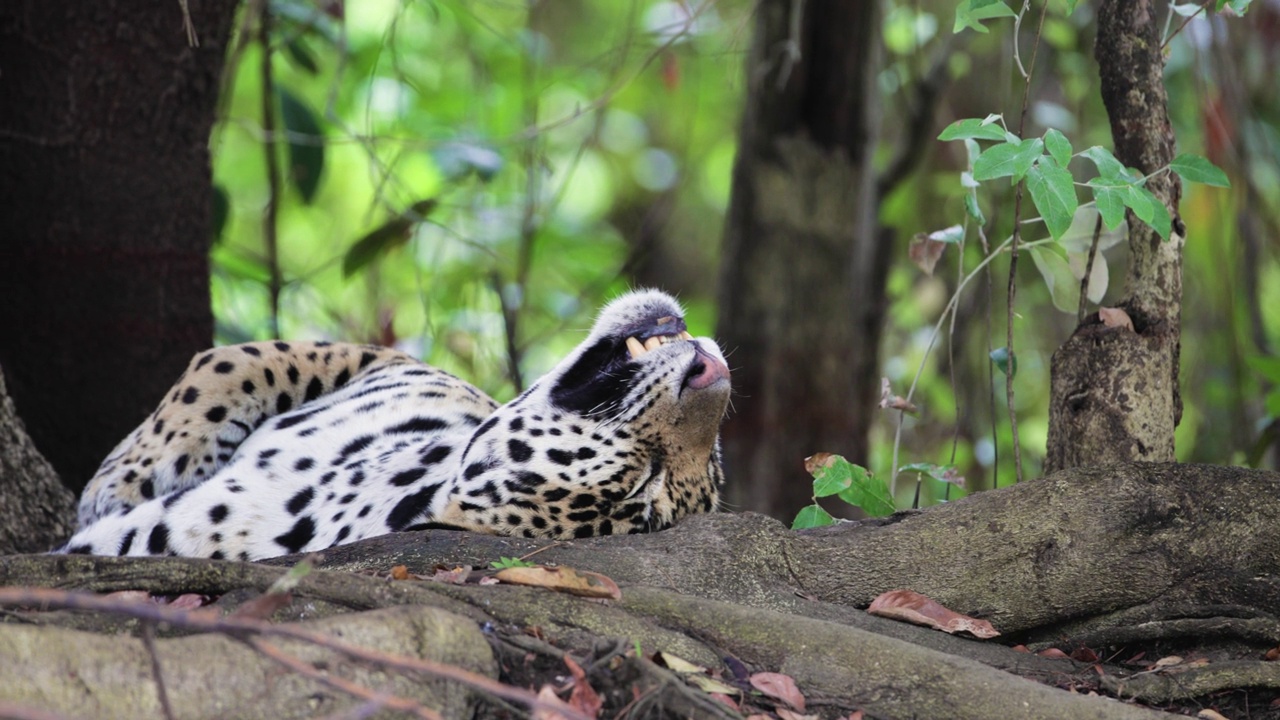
590, 289, 687, 340
549, 337, 637, 415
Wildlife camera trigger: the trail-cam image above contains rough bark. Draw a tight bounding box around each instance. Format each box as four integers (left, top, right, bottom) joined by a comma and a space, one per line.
3, 463, 1276, 719
0, 366, 76, 554
718, 0, 890, 520
1046, 0, 1184, 472
0, 0, 235, 490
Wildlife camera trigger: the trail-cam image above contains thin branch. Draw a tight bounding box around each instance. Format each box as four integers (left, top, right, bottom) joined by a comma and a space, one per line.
256, 0, 283, 339
0, 587, 591, 720
246, 636, 443, 720
1162, 0, 1214, 49
1078, 214, 1104, 323
178, 0, 200, 47
141, 622, 176, 720
1003, 0, 1050, 485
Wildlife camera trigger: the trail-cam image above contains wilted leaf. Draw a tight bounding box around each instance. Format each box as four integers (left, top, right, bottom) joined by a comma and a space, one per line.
342, 198, 437, 277
899, 462, 965, 488
390, 565, 411, 580
867, 589, 1000, 638
1197, 710, 1231, 720
878, 377, 918, 414
1264, 646, 1280, 661
1066, 250, 1109, 305
1153, 655, 1184, 669
775, 709, 820, 720
431, 565, 472, 584
494, 565, 621, 600
909, 225, 963, 275
532, 684, 575, 720
749, 672, 805, 711
276, 87, 325, 204
1070, 646, 1100, 663
1098, 307, 1134, 331
653, 652, 707, 674
562, 655, 603, 718
687, 674, 743, 695
167, 593, 209, 610
1037, 648, 1070, 659
1029, 247, 1080, 313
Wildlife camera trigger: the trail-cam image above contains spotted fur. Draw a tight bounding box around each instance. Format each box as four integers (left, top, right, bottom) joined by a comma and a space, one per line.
61, 289, 730, 560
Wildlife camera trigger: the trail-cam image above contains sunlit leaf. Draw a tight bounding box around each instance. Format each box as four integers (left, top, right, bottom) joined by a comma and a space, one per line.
990, 347, 1017, 378
1169, 153, 1230, 187
805, 453, 894, 516
276, 87, 325, 204
342, 199, 437, 278
954, 0, 1017, 34
1025, 155, 1078, 240
791, 504, 834, 529
1081, 145, 1128, 181
938, 117, 1007, 142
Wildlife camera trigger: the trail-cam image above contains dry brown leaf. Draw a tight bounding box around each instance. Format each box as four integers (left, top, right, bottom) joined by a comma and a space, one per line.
563, 655, 603, 718
709, 693, 740, 710
877, 377, 919, 414
867, 589, 1000, 638
105, 590, 153, 603
687, 674, 742, 696
1010, 645, 1031, 653
843, 712, 865, 720
1264, 646, 1280, 661
390, 565, 411, 580
478, 576, 499, 586
167, 593, 208, 610
1197, 710, 1230, 720
1153, 655, 1183, 669
431, 565, 472, 584
776, 709, 820, 720
531, 685, 574, 720
749, 672, 805, 711
909, 232, 948, 276
494, 566, 621, 600
1037, 648, 1070, 659
230, 591, 291, 620
1070, 646, 1100, 663
654, 652, 707, 674
1098, 307, 1134, 331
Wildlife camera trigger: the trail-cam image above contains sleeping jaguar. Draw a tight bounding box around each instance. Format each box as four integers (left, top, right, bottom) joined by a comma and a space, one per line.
61, 289, 731, 560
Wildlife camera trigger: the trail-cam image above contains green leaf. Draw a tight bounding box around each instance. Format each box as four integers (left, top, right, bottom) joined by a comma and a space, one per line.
1044, 129, 1072, 167
954, 0, 1018, 33
283, 36, 320, 75
972, 141, 1020, 181
276, 87, 325, 204
899, 463, 965, 487
990, 347, 1017, 378
792, 504, 835, 530
808, 454, 894, 517
1246, 356, 1280, 385
938, 117, 1007, 142
1029, 247, 1081, 313
1081, 146, 1128, 181
342, 199, 437, 277
490, 556, 537, 569
1088, 182, 1127, 230
965, 193, 986, 224
1126, 186, 1172, 240
1169, 153, 1230, 187
1025, 155, 1078, 240
1267, 391, 1280, 418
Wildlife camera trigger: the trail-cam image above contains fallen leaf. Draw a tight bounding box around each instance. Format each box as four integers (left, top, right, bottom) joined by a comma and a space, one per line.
167, 593, 208, 610
563, 655, 603, 718
1037, 648, 1070, 659
843, 712, 865, 720
750, 672, 805, 711
432, 565, 472, 584
478, 576, 499, 586
867, 590, 1000, 638
654, 652, 707, 674
776, 709, 820, 720
1153, 655, 1183, 669
390, 565, 411, 580
877, 378, 919, 414
1098, 307, 1134, 331
531, 684, 575, 720
1010, 645, 1031, 653
1070, 646, 1100, 663
1265, 646, 1280, 661
1125, 651, 1146, 664
687, 674, 742, 696
709, 693, 740, 710
230, 591, 291, 620
494, 566, 621, 599
105, 590, 153, 603
1198, 710, 1230, 720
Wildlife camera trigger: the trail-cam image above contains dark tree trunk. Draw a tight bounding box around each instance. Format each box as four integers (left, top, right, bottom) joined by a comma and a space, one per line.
0, 365, 75, 553
717, 1, 888, 520
0, 0, 237, 491
1045, 0, 1183, 472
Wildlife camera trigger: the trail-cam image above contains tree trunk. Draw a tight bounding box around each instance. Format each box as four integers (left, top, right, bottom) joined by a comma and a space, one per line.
1045, 0, 1183, 472
717, 0, 889, 520
0, 0, 237, 491
0, 366, 75, 554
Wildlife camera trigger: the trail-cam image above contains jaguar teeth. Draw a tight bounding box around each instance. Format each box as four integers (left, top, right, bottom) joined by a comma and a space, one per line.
626, 331, 694, 360
626, 337, 646, 360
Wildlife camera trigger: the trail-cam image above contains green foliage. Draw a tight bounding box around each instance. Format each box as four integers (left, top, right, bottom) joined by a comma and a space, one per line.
953, 0, 1017, 34
276, 87, 325, 204
990, 347, 1017, 378
792, 454, 895, 529
490, 556, 537, 570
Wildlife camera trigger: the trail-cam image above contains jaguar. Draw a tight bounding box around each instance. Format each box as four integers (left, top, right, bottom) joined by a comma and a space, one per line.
60, 289, 731, 560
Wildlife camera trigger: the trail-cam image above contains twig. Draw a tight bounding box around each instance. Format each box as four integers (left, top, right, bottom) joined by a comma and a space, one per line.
0, 587, 591, 720
1162, 0, 1214, 49
178, 0, 200, 47
256, 0, 283, 339
1003, 0, 1050, 485
141, 622, 176, 720
246, 636, 443, 720
1077, 214, 1104, 323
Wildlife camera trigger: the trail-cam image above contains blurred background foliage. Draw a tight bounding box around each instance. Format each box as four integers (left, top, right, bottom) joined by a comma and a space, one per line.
207, 0, 1280, 507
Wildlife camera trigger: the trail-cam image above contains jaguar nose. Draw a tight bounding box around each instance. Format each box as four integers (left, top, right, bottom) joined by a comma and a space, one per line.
684, 347, 730, 390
